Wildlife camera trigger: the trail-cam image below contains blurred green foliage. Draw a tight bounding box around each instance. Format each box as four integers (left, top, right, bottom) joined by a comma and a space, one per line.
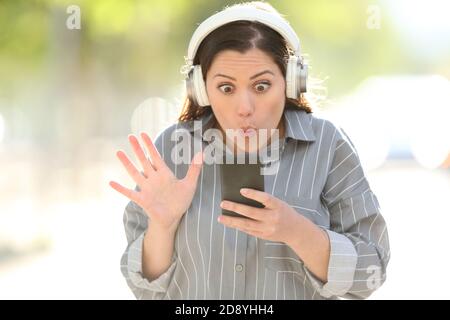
0, 0, 413, 95
0, 0, 448, 143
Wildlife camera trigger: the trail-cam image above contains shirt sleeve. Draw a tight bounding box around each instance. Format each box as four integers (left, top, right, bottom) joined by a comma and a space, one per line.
120, 130, 178, 300
303, 126, 391, 299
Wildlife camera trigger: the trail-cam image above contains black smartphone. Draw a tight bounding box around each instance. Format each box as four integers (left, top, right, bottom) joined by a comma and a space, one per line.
220, 157, 265, 219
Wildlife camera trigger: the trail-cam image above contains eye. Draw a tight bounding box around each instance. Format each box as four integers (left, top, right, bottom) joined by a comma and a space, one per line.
254, 81, 271, 93
218, 84, 234, 94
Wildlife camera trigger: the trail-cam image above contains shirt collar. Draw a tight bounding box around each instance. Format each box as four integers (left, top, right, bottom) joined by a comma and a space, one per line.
179, 106, 316, 142
282, 107, 316, 142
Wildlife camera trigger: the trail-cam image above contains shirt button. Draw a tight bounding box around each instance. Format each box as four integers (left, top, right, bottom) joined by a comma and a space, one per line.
235, 264, 243, 272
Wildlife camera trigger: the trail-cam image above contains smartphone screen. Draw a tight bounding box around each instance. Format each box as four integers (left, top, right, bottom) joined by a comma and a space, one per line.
220, 157, 265, 219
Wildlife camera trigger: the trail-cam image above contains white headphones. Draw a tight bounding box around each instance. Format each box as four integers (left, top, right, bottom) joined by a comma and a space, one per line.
183, 4, 308, 107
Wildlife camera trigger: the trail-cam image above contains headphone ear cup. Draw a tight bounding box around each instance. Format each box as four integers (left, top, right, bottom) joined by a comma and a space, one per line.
285, 55, 308, 99
298, 60, 308, 94
285, 56, 298, 99
186, 67, 196, 105
192, 65, 210, 107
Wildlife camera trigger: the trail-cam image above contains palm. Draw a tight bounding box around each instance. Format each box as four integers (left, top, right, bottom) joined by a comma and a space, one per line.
135, 166, 198, 227
110, 133, 203, 230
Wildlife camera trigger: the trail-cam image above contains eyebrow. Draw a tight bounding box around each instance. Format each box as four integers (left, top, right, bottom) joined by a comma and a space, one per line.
213, 70, 275, 81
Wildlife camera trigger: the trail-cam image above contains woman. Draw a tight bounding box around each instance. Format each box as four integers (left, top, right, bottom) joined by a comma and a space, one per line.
110, 1, 390, 300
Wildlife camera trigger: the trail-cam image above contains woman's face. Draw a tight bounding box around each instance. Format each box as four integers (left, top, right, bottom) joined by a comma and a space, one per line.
205, 48, 286, 153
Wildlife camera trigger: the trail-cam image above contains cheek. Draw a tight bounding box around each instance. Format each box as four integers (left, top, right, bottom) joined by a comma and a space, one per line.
205, 82, 239, 126
206, 83, 228, 113
206, 79, 222, 100
206, 83, 222, 109
254, 88, 285, 127
207, 93, 232, 126
258, 85, 285, 112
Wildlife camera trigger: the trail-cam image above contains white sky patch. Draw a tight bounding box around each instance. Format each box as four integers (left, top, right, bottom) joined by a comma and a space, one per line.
382, 0, 450, 60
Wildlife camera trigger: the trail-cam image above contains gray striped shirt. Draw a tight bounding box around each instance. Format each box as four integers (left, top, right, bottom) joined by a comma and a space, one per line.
120, 107, 390, 300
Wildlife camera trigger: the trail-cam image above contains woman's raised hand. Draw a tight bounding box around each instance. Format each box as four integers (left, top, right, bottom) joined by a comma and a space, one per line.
109, 132, 203, 231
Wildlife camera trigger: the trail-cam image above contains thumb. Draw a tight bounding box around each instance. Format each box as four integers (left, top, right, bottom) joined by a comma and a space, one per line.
185, 150, 203, 184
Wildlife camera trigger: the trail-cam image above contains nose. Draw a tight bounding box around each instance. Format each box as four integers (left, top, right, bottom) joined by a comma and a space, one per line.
236, 91, 254, 117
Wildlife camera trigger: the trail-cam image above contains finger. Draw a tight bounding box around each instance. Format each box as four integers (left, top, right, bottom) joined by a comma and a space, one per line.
228, 224, 261, 238
220, 200, 265, 221
218, 214, 262, 232
116, 150, 145, 185
240, 228, 263, 238
239, 188, 278, 208
128, 134, 155, 174
184, 151, 203, 184
109, 180, 139, 203
140, 132, 164, 170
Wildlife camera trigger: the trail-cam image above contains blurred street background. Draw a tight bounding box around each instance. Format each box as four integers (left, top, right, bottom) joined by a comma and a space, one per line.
0, 0, 449, 299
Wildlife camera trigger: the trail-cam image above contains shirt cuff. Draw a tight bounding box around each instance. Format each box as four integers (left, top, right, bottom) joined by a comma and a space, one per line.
303, 229, 357, 298
127, 232, 177, 293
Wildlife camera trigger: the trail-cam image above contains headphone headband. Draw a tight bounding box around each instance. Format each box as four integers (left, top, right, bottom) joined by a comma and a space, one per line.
185, 5, 301, 67
183, 3, 308, 106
